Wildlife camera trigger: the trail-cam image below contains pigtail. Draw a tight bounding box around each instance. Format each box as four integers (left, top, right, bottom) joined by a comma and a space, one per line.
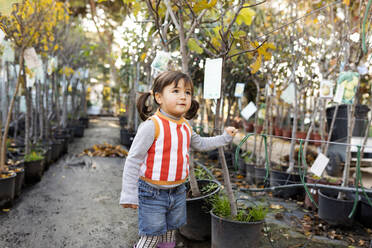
184, 99, 199, 120
137, 92, 153, 121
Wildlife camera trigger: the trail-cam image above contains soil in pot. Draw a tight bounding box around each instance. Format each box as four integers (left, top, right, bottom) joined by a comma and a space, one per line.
270, 170, 305, 200
318, 189, 356, 226
211, 208, 265, 248
179, 179, 221, 241
24, 159, 45, 184
0, 172, 16, 208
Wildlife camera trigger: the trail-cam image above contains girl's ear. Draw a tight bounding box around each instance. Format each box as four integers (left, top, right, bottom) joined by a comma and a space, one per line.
154, 92, 162, 105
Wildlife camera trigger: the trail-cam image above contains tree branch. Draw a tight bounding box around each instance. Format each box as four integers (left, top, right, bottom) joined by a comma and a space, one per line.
227, 39, 267, 59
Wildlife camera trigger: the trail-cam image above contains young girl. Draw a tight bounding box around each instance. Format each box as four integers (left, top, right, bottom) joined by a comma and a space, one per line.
120, 71, 238, 248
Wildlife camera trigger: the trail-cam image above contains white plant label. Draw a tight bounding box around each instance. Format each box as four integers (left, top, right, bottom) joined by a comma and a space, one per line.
320, 80, 334, 98
241, 101, 257, 121
234, 83, 245, 97
24, 47, 42, 70
333, 84, 344, 104
47, 57, 58, 75
203, 58, 222, 99
281, 83, 295, 105
2, 40, 14, 63
310, 153, 329, 177
0, 29, 5, 44
151, 51, 171, 73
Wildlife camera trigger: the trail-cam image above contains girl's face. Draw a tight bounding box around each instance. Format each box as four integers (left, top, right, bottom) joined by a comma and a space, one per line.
155, 79, 192, 118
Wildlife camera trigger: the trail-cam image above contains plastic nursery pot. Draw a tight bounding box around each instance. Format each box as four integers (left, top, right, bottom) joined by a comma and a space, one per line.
24, 159, 45, 184
326, 104, 370, 141
304, 177, 340, 210
79, 116, 89, 128
269, 170, 305, 200
120, 128, 135, 148
211, 210, 264, 248
318, 189, 356, 226
72, 124, 85, 138
355, 192, 372, 228
119, 116, 128, 127
179, 179, 221, 241
295, 131, 307, 143
9, 166, 25, 198
254, 166, 270, 187
245, 122, 254, 132
254, 125, 263, 134
282, 129, 292, 139
274, 127, 283, 137
245, 163, 255, 185
0, 172, 16, 208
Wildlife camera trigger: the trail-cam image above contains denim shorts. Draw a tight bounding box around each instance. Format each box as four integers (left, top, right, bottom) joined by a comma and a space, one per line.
138, 179, 187, 236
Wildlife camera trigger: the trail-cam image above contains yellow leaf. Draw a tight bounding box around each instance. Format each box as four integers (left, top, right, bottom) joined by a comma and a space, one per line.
250, 54, 262, 74
211, 37, 221, 49
140, 53, 146, 61
187, 38, 203, 54
0, 0, 20, 16
343, 0, 350, 6
236, 5, 256, 26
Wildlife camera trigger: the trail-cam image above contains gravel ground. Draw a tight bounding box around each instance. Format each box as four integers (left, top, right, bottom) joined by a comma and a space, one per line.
0, 117, 138, 248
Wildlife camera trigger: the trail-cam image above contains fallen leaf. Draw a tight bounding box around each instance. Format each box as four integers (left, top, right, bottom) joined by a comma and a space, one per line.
270, 204, 283, 209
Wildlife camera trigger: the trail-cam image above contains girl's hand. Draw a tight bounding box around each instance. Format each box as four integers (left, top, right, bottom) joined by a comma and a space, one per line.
225, 126, 238, 137
121, 204, 138, 209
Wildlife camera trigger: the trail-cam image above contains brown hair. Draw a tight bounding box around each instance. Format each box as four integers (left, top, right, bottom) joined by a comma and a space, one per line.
137, 71, 199, 121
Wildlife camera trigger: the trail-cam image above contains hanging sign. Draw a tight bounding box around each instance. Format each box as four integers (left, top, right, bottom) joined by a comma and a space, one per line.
2, 40, 14, 63
20, 96, 26, 113
203, 58, 222, 99
281, 83, 295, 105
336, 71, 359, 104
234, 83, 245, 97
319, 80, 334, 98
310, 153, 329, 177
24, 47, 42, 71
357, 65, 368, 75
241, 101, 257, 121
0, 29, 5, 44
47, 57, 58, 75
151, 51, 171, 73
84, 68, 89, 79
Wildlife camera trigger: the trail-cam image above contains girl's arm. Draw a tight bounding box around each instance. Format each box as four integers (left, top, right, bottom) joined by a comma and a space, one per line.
190, 126, 237, 151
119, 120, 155, 206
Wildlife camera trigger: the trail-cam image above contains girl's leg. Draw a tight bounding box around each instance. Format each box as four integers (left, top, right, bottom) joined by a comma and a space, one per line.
157, 230, 176, 248
135, 235, 160, 248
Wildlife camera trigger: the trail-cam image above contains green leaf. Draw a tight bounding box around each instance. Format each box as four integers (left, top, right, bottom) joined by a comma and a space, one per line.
233, 30, 246, 39
188, 38, 203, 54
236, 6, 256, 26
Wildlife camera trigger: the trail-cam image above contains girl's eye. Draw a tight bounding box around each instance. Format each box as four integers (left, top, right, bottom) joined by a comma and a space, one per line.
173, 89, 179, 93
186, 91, 191, 95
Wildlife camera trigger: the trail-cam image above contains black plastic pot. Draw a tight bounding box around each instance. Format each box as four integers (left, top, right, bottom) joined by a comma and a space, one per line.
356, 193, 372, 228
270, 170, 304, 200
24, 159, 45, 184
211, 211, 264, 248
254, 167, 270, 186
179, 179, 221, 241
245, 163, 255, 185
79, 116, 89, 128
51, 141, 63, 161
10, 166, 24, 197
72, 124, 85, 138
119, 116, 128, 127
318, 189, 356, 226
0, 172, 16, 208
326, 104, 370, 141
120, 129, 135, 148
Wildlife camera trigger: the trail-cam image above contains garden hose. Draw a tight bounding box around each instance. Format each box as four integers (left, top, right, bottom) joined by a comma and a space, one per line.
362, 0, 372, 54
234, 133, 269, 183
298, 140, 318, 209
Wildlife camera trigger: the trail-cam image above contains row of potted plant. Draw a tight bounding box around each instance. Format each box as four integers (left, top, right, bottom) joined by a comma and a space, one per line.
0, 118, 89, 209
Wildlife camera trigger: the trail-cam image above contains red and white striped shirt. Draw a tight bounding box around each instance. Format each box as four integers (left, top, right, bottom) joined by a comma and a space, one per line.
140, 110, 192, 185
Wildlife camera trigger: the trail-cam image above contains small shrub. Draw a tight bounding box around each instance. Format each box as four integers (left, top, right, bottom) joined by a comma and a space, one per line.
24, 151, 44, 162
211, 194, 268, 222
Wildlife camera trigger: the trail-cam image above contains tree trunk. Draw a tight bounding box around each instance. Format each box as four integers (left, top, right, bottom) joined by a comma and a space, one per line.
252, 78, 260, 164
0, 51, 24, 172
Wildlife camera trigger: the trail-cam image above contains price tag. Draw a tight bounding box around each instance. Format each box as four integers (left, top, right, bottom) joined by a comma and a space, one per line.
203, 58, 222, 99
310, 153, 329, 177
241, 101, 257, 120
333, 84, 344, 104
